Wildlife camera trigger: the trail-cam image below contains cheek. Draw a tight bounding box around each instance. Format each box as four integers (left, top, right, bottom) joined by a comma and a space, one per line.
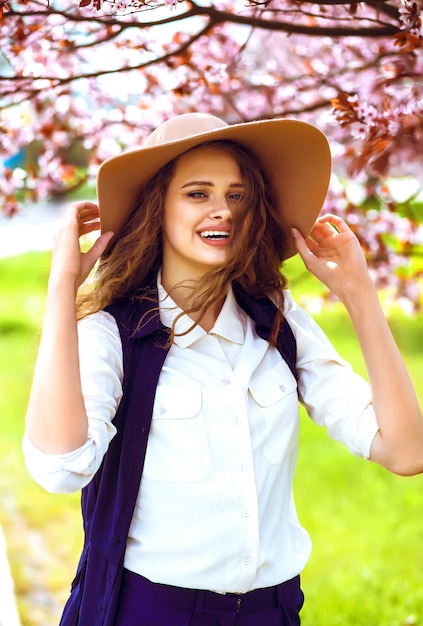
163, 199, 189, 230
162, 217, 192, 251
162, 205, 180, 241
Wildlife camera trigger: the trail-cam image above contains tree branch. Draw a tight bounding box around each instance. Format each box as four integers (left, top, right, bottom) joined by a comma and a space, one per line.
0, 19, 215, 89
4, 0, 401, 37
187, 0, 400, 37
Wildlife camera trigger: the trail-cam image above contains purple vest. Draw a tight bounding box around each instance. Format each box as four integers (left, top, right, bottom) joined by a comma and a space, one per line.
59, 282, 297, 626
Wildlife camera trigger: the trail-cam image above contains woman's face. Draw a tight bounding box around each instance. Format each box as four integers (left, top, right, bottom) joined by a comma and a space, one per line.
161, 145, 245, 288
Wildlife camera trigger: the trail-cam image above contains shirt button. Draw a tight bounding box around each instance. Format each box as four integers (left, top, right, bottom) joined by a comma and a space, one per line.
243, 557, 251, 566
233, 417, 241, 426
279, 384, 286, 392
238, 464, 246, 472
222, 378, 231, 385
159, 407, 166, 415
243, 508, 250, 517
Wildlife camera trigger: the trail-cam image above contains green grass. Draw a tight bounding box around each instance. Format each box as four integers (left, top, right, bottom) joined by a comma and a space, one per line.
0, 252, 83, 626
1, 251, 423, 625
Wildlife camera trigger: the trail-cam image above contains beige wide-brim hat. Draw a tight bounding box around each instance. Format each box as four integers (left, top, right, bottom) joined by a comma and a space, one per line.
97, 112, 331, 259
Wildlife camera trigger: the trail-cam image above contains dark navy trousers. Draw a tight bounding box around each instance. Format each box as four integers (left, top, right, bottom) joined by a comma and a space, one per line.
114, 569, 304, 626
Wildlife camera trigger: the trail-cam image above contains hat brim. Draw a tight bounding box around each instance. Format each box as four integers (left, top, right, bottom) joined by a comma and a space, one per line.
97, 118, 331, 259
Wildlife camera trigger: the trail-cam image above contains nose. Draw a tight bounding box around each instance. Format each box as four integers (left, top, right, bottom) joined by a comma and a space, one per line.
208, 197, 232, 221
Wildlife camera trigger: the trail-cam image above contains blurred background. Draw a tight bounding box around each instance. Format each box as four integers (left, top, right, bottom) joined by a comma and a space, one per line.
1, 0, 423, 624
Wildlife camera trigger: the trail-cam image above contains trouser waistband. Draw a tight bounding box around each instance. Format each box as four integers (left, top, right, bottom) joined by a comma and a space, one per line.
121, 568, 301, 615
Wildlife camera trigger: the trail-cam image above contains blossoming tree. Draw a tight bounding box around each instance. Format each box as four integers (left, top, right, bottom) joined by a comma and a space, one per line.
1, 0, 422, 304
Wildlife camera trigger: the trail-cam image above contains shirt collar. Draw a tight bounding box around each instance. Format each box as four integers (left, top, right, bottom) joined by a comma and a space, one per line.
157, 273, 246, 348
210, 289, 246, 345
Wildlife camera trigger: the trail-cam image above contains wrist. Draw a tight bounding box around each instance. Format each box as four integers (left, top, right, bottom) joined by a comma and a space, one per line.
48, 267, 81, 295
340, 276, 380, 319
45, 279, 80, 318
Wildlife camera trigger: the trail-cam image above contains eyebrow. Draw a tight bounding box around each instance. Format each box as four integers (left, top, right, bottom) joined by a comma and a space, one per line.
180, 180, 244, 189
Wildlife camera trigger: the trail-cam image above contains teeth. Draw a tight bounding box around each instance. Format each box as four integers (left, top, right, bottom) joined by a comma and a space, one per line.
200, 230, 229, 239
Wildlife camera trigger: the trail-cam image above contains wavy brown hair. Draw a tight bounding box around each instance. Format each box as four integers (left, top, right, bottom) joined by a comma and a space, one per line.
76, 140, 290, 343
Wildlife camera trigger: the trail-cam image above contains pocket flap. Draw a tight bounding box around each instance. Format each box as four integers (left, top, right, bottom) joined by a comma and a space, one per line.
153, 385, 202, 419
249, 361, 297, 407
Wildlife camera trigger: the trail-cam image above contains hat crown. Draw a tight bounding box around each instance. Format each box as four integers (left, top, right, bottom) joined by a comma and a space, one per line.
145, 113, 228, 148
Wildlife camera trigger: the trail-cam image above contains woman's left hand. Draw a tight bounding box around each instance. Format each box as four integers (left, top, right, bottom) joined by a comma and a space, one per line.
292, 214, 371, 302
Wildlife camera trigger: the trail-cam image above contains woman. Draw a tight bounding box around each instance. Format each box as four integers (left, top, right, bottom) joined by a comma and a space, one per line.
24, 113, 423, 626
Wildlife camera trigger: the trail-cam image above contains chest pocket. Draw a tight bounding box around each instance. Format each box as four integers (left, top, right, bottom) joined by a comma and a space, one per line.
142, 384, 211, 483
249, 360, 299, 464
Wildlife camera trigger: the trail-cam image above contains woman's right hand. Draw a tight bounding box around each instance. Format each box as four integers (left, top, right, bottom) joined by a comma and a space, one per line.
50, 201, 114, 290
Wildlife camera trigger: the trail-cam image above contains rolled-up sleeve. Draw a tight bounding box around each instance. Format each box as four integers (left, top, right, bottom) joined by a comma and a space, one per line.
284, 293, 380, 459
23, 310, 123, 493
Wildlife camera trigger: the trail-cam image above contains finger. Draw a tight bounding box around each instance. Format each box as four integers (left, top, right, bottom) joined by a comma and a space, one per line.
308, 220, 341, 245
291, 228, 315, 262
69, 201, 101, 223
70, 200, 99, 212
84, 231, 114, 267
79, 219, 102, 237
317, 214, 349, 233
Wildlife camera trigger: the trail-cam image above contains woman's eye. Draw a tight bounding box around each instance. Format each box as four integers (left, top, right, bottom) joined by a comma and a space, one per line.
187, 191, 207, 199
229, 193, 243, 202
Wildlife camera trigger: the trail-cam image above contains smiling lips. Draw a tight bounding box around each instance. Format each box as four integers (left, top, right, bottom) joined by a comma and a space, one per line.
198, 229, 231, 246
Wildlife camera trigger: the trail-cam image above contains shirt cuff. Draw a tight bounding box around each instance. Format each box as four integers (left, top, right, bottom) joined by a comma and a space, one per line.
22, 430, 107, 494
353, 404, 380, 460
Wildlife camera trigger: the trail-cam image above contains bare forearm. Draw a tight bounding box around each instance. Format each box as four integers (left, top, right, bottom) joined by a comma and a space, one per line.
342, 279, 423, 475
25, 277, 88, 454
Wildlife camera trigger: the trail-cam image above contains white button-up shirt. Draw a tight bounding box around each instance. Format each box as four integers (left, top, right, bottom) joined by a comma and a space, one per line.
23, 281, 379, 593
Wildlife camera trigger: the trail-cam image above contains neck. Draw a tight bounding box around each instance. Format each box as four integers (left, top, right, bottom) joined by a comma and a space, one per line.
161, 279, 226, 332
194, 298, 226, 332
